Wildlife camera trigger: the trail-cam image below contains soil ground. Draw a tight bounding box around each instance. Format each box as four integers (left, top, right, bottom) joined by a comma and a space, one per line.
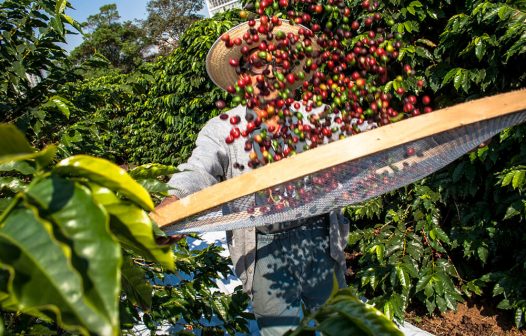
405, 298, 526, 336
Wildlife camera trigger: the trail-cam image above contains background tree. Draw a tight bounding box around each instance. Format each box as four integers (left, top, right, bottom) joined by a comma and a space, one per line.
85, 3, 120, 29
142, 0, 205, 54
70, 4, 148, 72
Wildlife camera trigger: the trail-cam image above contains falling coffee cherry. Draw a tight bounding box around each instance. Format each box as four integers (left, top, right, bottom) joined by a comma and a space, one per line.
422, 95, 431, 105
225, 135, 234, 144
230, 115, 241, 125
217, 5, 434, 173
216, 100, 227, 110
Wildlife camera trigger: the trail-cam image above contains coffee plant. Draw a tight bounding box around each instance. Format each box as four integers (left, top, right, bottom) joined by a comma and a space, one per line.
3, 0, 526, 333
0, 0, 81, 141
339, 0, 526, 328
223, 0, 523, 329
0, 124, 174, 335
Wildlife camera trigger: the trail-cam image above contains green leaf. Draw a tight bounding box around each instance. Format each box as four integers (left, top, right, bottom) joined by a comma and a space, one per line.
329, 297, 403, 335
121, 255, 152, 311
453, 69, 466, 91
50, 16, 64, 35
501, 171, 514, 187
425, 298, 436, 314
474, 37, 486, 61
497, 299, 511, 310
512, 170, 525, 189
404, 21, 414, 33
442, 68, 458, 85
515, 307, 524, 328
432, 227, 451, 245
0, 198, 13, 213
477, 246, 489, 264
396, 264, 411, 290
436, 296, 447, 312
0, 161, 35, 175
416, 274, 432, 293
316, 315, 365, 335
55, 0, 67, 14
0, 124, 34, 157
25, 176, 121, 329
90, 185, 174, 271
49, 96, 71, 119
54, 155, 153, 211
416, 47, 433, 60
137, 179, 172, 194
503, 201, 522, 220
0, 206, 114, 335
416, 38, 437, 48
0, 125, 56, 167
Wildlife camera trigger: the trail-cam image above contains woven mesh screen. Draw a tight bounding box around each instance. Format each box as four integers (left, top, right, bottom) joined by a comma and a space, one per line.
163, 111, 526, 234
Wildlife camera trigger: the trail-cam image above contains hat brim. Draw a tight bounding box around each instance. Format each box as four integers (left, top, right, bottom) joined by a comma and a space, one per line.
206, 19, 318, 92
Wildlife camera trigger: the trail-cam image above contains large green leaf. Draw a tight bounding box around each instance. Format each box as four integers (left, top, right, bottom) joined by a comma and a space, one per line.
54, 155, 154, 210
0, 125, 57, 167
327, 290, 403, 336
0, 206, 115, 335
121, 254, 152, 311
90, 184, 175, 271
25, 175, 121, 329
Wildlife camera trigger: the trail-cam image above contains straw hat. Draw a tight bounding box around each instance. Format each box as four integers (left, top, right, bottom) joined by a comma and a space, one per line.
206, 19, 318, 92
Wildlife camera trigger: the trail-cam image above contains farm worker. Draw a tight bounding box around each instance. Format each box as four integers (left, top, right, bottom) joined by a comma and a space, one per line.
155, 20, 350, 336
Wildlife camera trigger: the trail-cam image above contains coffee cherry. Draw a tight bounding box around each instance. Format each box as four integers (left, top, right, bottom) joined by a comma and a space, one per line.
230, 115, 241, 125
215, 100, 227, 110
422, 95, 431, 105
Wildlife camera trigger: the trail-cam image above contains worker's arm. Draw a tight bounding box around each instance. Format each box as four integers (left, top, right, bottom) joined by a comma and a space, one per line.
152, 118, 230, 244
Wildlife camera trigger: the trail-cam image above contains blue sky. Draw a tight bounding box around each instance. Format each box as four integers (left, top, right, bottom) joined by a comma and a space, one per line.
64, 0, 209, 51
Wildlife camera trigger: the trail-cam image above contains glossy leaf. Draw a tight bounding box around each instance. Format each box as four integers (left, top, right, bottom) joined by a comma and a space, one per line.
0, 206, 114, 335
48, 96, 71, 118
25, 175, 121, 329
328, 294, 403, 335
55, 0, 67, 14
54, 155, 154, 210
89, 184, 174, 271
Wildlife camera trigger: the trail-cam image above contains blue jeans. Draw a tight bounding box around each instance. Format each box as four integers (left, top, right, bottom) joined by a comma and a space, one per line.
252, 221, 346, 336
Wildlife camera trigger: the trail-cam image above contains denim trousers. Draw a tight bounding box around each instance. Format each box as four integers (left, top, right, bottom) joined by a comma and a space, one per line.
252, 221, 346, 336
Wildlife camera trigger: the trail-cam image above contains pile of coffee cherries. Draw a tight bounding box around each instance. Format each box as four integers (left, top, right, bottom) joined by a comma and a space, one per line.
216, 0, 433, 171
